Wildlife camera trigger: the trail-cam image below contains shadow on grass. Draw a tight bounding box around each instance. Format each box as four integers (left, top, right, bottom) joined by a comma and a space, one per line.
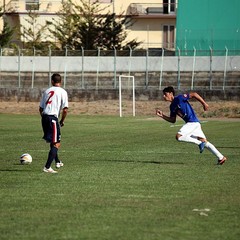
90, 159, 184, 165
217, 146, 240, 149
0, 163, 32, 171
0, 169, 31, 172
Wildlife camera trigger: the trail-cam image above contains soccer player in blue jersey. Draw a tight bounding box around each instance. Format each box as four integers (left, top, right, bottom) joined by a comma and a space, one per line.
156, 86, 226, 165
39, 73, 69, 173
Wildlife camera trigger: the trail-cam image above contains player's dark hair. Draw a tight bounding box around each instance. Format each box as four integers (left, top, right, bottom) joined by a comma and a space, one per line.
51, 73, 62, 83
163, 86, 175, 96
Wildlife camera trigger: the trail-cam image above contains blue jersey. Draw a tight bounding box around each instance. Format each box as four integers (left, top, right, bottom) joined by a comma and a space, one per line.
170, 94, 199, 123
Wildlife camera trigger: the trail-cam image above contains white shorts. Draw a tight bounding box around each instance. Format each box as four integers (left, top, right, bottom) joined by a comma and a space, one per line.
178, 122, 206, 139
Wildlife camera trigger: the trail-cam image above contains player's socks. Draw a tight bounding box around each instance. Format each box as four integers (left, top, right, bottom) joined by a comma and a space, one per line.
55, 153, 60, 163
205, 142, 224, 160
45, 146, 58, 169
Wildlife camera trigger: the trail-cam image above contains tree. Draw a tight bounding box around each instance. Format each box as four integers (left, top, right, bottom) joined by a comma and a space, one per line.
96, 13, 140, 50
48, 0, 141, 50
73, 0, 105, 50
0, 7, 14, 47
21, 9, 49, 50
46, 1, 81, 50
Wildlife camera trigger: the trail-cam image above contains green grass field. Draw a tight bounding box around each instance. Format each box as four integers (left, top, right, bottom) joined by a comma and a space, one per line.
0, 114, 240, 240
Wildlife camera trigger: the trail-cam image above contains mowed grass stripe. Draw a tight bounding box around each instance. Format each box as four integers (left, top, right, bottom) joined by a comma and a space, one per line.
0, 114, 239, 240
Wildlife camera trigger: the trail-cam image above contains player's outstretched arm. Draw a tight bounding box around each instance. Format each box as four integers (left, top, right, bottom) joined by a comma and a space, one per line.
156, 109, 176, 123
189, 92, 209, 111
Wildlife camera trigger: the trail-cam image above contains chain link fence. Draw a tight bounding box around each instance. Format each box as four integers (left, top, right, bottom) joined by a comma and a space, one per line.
0, 47, 239, 91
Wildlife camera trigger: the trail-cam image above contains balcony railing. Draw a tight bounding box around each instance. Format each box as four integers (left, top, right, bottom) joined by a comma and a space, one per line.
3, 1, 177, 16
4, 0, 62, 13
128, 2, 177, 16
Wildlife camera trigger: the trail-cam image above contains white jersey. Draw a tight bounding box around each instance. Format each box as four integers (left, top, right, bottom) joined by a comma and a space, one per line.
40, 86, 68, 118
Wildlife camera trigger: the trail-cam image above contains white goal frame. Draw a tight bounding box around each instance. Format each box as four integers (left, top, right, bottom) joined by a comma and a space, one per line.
119, 75, 135, 117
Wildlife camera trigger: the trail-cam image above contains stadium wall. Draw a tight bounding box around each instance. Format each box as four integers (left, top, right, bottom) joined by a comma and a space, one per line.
0, 56, 240, 72
0, 88, 240, 102
0, 56, 239, 101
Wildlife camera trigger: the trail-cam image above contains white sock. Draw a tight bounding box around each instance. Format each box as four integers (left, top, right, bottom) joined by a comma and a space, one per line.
178, 135, 202, 145
205, 142, 224, 160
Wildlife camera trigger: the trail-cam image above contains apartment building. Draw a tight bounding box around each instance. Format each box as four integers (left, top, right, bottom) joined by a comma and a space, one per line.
0, 0, 177, 49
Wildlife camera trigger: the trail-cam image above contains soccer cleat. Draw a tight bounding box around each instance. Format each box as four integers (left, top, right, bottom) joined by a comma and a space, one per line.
217, 157, 227, 165
198, 142, 206, 153
56, 161, 64, 169
43, 167, 58, 173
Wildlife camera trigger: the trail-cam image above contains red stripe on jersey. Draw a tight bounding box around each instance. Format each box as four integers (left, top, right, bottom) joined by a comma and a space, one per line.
52, 120, 57, 143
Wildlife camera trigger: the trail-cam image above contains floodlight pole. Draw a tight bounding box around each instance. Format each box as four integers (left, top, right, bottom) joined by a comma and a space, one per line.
96, 47, 101, 90
31, 46, 35, 88
145, 48, 149, 89
81, 46, 85, 89
223, 46, 228, 90
177, 47, 180, 90
209, 46, 213, 90
191, 47, 196, 90
113, 46, 117, 89
159, 48, 165, 90
63, 45, 68, 88
18, 47, 21, 88
48, 46, 52, 87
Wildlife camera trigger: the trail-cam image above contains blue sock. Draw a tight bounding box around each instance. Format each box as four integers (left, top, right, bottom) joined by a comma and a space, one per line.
55, 153, 60, 163
45, 146, 58, 169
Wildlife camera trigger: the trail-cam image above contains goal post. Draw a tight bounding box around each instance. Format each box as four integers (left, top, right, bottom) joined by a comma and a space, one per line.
119, 75, 135, 117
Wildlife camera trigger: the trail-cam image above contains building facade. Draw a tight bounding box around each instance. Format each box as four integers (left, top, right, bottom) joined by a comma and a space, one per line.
0, 0, 177, 49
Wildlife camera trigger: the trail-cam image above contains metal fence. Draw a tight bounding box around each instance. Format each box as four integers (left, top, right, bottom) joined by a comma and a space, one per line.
0, 47, 239, 90
2, 46, 240, 57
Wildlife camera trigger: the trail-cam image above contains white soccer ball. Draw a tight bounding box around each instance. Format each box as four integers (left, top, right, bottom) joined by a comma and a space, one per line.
20, 153, 32, 164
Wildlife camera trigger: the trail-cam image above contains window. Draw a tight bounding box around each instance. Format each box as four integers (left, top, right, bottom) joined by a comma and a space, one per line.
170, 0, 175, 12
26, 0, 39, 11
163, 0, 175, 14
163, 25, 175, 49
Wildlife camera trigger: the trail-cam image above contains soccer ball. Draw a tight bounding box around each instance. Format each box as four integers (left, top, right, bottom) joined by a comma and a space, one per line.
20, 153, 32, 164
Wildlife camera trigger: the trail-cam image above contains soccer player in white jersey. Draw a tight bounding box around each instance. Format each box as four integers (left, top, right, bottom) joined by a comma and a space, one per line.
156, 86, 227, 165
39, 73, 69, 173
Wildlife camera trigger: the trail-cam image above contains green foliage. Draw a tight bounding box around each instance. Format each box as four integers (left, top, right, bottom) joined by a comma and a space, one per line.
96, 13, 140, 50
0, 23, 14, 47
21, 9, 49, 50
0, 114, 240, 240
46, 0, 80, 50
0, 7, 14, 47
48, 0, 141, 50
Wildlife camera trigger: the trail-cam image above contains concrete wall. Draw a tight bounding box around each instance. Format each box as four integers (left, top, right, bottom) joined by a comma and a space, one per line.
0, 55, 239, 102
1, 88, 240, 102
1, 56, 240, 72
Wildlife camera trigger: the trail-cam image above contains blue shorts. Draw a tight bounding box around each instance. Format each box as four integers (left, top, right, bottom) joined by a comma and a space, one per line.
41, 115, 61, 143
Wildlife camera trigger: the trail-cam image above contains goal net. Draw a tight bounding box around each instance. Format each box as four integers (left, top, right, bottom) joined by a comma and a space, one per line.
118, 75, 135, 117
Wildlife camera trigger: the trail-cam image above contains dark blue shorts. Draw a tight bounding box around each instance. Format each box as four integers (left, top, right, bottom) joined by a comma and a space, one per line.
41, 115, 61, 143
